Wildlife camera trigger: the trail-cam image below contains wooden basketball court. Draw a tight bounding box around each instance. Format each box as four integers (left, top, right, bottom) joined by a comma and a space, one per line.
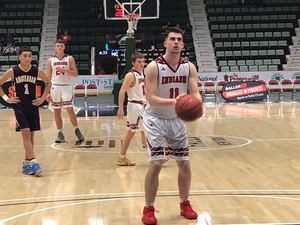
1, 102, 300, 225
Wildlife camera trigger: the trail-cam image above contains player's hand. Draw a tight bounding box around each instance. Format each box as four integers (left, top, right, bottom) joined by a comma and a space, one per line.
6, 96, 20, 104
174, 93, 187, 104
32, 98, 44, 106
56, 67, 66, 73
117, 108, 124, 120
46, 93, 52, 103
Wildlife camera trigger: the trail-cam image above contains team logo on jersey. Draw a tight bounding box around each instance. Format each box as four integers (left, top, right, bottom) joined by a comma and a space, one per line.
161, 67, 166, 71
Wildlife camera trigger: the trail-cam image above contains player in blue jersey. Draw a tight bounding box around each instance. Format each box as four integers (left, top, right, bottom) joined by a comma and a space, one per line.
0, 46, 51, 176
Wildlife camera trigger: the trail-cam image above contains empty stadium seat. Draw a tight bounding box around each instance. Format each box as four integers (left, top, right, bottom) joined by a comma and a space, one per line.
267, 79, 281, 102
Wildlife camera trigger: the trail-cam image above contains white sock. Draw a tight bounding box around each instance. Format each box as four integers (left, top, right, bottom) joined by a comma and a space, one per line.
58, 129, 63, 133
180, 198, 188, 203
74, 126, 78, 130
30, 158, 37, 165
120, 155, 125, 158
145, 202, 154, 206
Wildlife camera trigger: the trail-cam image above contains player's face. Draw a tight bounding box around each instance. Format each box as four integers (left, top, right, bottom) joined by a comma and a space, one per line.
132, 58, 145, 72
55, 43, 65, 53
164, 32, 184, 54
18, 51, 32, 65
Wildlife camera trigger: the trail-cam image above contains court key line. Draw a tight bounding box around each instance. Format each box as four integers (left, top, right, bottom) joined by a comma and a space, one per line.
1, 193, 300, 224
0, 134, 252, 153
1, 189, 300, 204
49, 134, 252, 153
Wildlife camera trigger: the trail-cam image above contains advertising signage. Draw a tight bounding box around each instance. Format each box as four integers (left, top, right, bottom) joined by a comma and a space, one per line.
221, 81, 268, 102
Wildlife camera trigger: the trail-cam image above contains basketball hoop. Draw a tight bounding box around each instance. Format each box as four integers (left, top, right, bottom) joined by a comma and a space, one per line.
125, 13, 140, 37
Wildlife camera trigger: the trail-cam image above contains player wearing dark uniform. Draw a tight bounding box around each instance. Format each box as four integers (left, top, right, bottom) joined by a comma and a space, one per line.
0, 46, 51, 176
12, 65, 40, 132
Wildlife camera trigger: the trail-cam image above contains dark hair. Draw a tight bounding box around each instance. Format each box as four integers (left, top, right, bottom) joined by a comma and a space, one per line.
164, 26, 184, 40
131, 52, 145, 62
56, 39, 65, 44
18, 46, 32, 55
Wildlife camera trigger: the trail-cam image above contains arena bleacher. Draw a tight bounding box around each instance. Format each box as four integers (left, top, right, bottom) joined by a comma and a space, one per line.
205, 0, 300, 72
0, 0, 43, 76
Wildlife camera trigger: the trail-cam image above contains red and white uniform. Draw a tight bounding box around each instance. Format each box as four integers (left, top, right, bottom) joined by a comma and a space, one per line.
50, 55, 73, 108
145, 56, 189, 118
126, 69, 146, 131
144, 56, 190, 161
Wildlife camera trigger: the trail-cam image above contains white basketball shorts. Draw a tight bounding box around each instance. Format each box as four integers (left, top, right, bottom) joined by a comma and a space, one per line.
143, 112, 189, 161
126, 101, 145, 132
50, 85, 73, 109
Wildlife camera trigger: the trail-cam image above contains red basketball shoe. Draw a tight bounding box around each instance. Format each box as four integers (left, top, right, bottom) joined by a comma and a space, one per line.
180, 200, 198, 219
142, 205, 157, 225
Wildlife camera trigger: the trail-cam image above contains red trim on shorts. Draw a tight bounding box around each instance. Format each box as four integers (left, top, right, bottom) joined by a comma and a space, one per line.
147, 139, 164, 157
127, 116, 142, 130
51, 101, 61, 107
165, 146, 189, 157
63, 100, 72, 106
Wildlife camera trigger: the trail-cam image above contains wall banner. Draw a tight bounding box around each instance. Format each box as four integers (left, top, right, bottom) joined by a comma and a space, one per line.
71, 75, 118, 94
197, 71, 300, 83
221, 81, 268, 102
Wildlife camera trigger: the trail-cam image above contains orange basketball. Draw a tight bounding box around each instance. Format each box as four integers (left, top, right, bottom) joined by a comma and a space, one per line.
175, 94, 203, 122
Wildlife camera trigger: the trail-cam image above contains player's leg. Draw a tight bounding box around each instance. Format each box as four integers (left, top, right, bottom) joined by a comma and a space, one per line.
140, 131, 146, 148
54, 108, 63, 129
166, 118, 197, 219
176, 160, 192, 199
142, 113, 165, 224
54, 108, 65, 143
26, 106, 42, 176
65, 107, 84, 141
177, 159, 197, 219
116, 130, 136, 166
65, 106, 78, 126
51, 85, 65, 143
62, 85, 84, 141
21, 128, 34, 175
116, 103, 141, 166
21, 129, 42, 176
21, 128, 34, 159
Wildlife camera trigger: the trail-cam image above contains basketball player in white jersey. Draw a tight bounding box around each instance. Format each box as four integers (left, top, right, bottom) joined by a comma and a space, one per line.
116, 52, 147, 166
141, 27, 202, 224
46, 39, 84, 143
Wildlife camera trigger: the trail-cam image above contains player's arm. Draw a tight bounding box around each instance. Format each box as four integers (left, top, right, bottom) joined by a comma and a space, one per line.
45, 58, 53, 102
145, 61, 176, 106
187, 61, 202, 103
56, 56, 78, 77
32, 69, 52, 106
46, 58, 53, 80
117, 72, 135, 120
0, 68, 20, 104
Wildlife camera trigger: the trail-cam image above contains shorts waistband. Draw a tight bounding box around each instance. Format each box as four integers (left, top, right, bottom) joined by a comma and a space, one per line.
129, 100, 144, 105
53, 84, 70, 86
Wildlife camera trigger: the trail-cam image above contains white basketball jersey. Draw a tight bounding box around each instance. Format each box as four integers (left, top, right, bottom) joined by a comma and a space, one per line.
145, 56, 190, 118
50, 55, 71, 85
127, 69, 146, 104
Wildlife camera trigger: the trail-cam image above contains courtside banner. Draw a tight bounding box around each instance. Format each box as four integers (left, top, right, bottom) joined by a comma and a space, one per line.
221, 81, 267, 102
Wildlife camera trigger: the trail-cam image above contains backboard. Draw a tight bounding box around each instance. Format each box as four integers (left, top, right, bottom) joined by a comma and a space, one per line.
104, 0, 159, 20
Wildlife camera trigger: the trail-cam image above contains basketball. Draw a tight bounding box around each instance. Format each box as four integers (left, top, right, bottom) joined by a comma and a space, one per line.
175, 94, 203, 122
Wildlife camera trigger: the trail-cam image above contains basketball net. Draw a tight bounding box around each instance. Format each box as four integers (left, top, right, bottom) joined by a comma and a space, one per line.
125, 13, 140, 38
